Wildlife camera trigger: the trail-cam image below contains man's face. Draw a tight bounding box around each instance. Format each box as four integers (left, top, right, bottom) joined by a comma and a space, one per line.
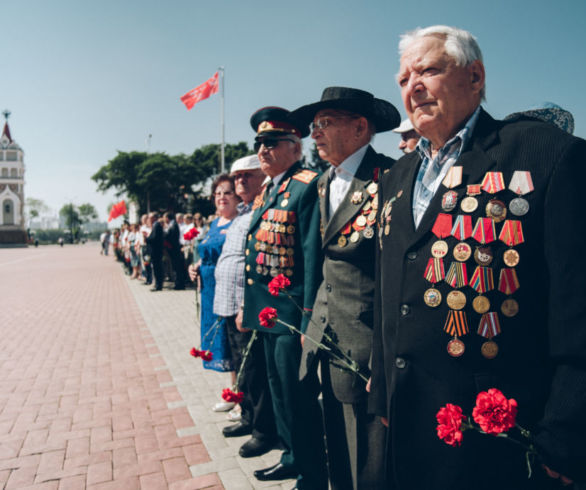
233, 169, 265, 204
398, 35, 484, 148
256, 136, 299, 178
311, 110, 364, 166
399, 130, 420, 153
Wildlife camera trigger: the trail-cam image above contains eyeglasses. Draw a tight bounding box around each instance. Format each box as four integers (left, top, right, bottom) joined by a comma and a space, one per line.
214, 190, 234, 197
310, 115, 360, 132
254, 137, 295, 152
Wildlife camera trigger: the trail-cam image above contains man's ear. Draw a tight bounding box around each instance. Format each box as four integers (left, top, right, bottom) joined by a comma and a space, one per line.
469, 60, 485, 95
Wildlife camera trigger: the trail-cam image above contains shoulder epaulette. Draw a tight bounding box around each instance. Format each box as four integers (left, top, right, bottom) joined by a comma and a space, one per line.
292, 169, 318, 184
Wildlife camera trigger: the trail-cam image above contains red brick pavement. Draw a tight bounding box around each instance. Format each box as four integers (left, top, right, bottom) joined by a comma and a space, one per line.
0, 245, 223, 489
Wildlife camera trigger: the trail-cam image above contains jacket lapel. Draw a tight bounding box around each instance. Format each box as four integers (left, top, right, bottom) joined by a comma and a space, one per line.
322, 147, 377, 247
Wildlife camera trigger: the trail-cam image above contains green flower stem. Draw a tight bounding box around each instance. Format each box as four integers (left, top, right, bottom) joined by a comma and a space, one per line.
233, 330, 258, 392
274, 318, 369, 383
281, 290, 365, 377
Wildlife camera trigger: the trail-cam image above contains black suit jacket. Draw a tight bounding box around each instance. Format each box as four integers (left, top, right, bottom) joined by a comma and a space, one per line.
146, 221, 164, 257
164, 220, 181, 253
370, 109, 586, 489
300, 146, 394, 403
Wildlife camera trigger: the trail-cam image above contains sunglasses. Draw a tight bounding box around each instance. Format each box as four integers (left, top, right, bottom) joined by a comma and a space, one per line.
254, 137, 295, 152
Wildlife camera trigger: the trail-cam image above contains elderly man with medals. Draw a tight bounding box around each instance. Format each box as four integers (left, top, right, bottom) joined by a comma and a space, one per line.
370, 25, 586, 489
240, 107, 327, 489
292, 87, 399, 490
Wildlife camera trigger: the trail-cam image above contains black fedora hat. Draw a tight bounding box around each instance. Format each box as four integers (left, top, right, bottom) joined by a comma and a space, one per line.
250, 106, 310, 139
292, 87, 400, 133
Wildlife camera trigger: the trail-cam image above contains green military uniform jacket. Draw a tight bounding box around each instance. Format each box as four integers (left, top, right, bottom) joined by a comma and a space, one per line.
243, 161, 322, 335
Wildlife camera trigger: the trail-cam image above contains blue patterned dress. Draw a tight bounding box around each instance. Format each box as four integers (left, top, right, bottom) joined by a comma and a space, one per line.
197, 218, 233, 372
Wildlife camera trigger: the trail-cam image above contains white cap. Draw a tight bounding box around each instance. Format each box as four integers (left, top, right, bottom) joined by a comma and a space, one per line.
230, 154, 261, 175
392, 118, 414, 134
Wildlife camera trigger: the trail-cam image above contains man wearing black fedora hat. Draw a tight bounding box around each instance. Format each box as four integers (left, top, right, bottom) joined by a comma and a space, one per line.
293, 87, 400, 490
241, 106, 327, 489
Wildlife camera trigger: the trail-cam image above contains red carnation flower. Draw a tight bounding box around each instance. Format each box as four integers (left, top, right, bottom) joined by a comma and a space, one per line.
222, 388, 244, 404
183, 228, 199, 241
259, 307, 278, 328
472, 388, 518, 435
436, 403, 465, 447
268, 274, 291, 296
200, 350, 213, 361
189, 347, 214, 361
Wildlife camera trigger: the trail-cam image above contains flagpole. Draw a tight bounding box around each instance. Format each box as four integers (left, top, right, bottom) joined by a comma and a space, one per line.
219, 66, 225, 173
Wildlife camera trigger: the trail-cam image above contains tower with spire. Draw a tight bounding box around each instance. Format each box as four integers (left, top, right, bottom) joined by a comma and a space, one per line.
0, 110, 28, 246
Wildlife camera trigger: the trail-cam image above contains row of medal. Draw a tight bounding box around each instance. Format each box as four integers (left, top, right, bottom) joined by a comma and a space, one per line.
252, 208, 297, 278
427, 168, 533, 360
337, 181, 379, 247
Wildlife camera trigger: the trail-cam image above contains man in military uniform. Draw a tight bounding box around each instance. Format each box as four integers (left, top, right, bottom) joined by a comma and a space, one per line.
292, 87, 399, 490
240, 107, 327, 489
370, 25, 586, 489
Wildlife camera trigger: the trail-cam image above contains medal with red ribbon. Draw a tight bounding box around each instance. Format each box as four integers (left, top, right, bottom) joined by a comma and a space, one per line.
424, 258, 445, 283
481, 172, 505, 194
498, 220, 524, 246
469, 266, 494, 293
472, 217, 496, 244
477, 312, 501, 338
451, 215, 472, 240
446, 262, 468, 288
498, 268, 520, 295
432, 213, 453, 238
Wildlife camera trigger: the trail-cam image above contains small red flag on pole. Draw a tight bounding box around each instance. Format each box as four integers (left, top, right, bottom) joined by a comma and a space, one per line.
180, 72, 220, 110
108, 200, 127, 222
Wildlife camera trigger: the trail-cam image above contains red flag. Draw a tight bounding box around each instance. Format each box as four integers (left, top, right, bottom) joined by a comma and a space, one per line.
108, 200, 127, 222
180, 72, 219, 110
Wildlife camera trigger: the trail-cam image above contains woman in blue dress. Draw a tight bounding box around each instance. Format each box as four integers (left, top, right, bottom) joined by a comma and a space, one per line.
196, 174, 240, 373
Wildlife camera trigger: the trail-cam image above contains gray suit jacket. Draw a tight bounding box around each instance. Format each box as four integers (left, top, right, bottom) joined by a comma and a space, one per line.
300, 146, 394, 403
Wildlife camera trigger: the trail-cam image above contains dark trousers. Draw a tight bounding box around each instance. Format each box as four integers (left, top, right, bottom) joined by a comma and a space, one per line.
152, 253, 164, 289
263, 332, 327, 490
170, 250, 186, 288
225, 316, 276, 442
321, 361, 386, 490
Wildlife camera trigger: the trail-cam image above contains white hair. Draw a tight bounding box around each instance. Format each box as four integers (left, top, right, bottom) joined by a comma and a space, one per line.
399, 25, 486, 100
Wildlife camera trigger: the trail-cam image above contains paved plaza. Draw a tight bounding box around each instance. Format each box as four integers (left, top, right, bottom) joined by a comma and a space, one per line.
0, 245, 296, 489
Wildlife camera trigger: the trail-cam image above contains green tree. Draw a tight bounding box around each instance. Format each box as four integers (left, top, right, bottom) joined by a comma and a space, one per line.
92, 142, 252, 216
78, 203, 98, 223
59, 203, 81, 241
25, 197, 49, 219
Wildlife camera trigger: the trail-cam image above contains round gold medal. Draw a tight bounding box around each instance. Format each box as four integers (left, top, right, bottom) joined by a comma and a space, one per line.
447, 338, 465, 357
460, 196, 478, 213
363, 226, 374, 239
287, 225, 295, 234
501, 298, 519, 317
423, 288, 442, 308
485, 199, 507, 222
474, 246, 493, 266
338, 235, 347, 247
481, 340, 499, 359
285, 268, 294, 277
350, 231, 360, 243
281, 199, 289, 207
503, 249, 520, 267
286, 247, 294, 256
255, 265, 263, 274
453, 242, 472, 262
254, 242, 261, 251
431, 240, 449, 258
446, 290, 466, 310
356, 215, 367, 227
472, 295, 490, 314
367, 182, 378, 195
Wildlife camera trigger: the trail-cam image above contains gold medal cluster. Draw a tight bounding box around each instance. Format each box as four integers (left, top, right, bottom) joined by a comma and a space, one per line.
423, 169, 531, 360
336, 182, 379, 248
251, 208, 296, 278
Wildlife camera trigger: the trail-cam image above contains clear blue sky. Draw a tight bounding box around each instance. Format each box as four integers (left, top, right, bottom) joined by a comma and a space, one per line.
3, 0, 585, 220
